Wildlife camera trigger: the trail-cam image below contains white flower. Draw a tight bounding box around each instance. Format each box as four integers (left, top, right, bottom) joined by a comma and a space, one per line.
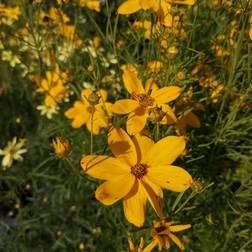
0, 137, 27, 169
37, 103, 59, 119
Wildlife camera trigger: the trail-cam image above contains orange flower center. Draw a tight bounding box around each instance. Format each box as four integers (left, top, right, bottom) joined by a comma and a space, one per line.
131, 163, 147, 179
132, 91, 155, 107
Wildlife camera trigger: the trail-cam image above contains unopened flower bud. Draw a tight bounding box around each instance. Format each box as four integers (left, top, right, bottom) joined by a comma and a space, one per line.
148, 107, 166, 123
52, 136, 71, 159
168, 46, 179, 59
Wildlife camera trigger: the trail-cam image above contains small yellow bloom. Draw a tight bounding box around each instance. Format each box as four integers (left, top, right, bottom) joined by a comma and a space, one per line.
79, 242, 85, 250
81, 127, 192, 227
112, 68, 179, 135
143, 219, 191, 251
65, 88, 113, 134
34, 64, 69, 108
78, 0, 100, 12
176, 111, 201, 135
118, 0, 195, 26
0, 5, 20, 21
52, 136, 71, 159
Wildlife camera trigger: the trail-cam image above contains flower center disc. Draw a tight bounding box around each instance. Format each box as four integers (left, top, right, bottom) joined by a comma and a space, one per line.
132, 92, 155, 107
131, 163, 147, 179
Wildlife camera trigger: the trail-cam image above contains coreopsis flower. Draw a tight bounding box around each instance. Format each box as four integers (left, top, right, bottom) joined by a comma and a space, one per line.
34, 64, 69, 107
143, 219, 191, 251
0, 5, 20, 22
52, 136, 71, 159
147, 61, 163, 73
65, 88, 112, 134
78, 0, 101, 12
81, 127, 192, 227
112, 68, 180, 135
118, 0, 195, 27
176, 111, 201, 135
0, 137, 27, 169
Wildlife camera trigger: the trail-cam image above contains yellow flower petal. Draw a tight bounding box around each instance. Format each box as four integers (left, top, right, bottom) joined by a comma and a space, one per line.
142, 239, 159, 252
112, 99, 139, 114
160, 104, 177, 124
118, 0, 142, 15
123, 181, 147, 227
168, 233, 185, 250
64, 101, 88, 128
151, 86, 181, 104
108, 126, 137, 166
143, 176, 163, 198
123, 69, 145, 95
132, 132, 154, 162
147, 165, 192, 192
143, 136, 186, 166
168, 0, 196, 6
95, 174, 135, 205
169, 224, 191, 232
145, 79, 159, 94
126, 107, 148, 135
141, 180, 163, 218
80, 155, 130, 180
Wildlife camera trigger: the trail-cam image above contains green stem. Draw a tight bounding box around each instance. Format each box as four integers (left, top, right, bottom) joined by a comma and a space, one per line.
90, 108, 94, 154
65, 157, 80, 177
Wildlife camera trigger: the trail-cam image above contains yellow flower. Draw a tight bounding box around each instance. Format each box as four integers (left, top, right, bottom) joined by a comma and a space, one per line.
0, 5, 20, 21
118, 0, 195, 26
34, 64, 69, 107
65, 88, 112, 134
143, 219, 191, 251
81, 127, 192, 227
147, 61, 163, 73
52, 136, 71, 159
78, 0, 100, 12
112, 68, 180, 135
176, 111, 201, 135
